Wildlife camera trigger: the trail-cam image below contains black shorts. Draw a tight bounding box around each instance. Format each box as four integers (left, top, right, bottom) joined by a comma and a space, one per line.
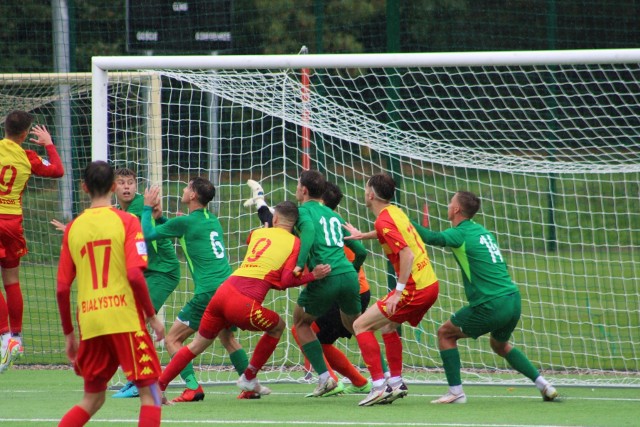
315, 290, 371, 344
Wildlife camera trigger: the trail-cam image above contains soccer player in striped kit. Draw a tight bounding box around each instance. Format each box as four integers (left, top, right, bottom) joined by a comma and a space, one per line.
157, 201, 331, 396
344, 173, 440, 406
56, 161, 163, 426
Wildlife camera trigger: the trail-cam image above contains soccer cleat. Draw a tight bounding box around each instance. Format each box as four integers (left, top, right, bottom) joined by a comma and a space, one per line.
321, 380, 345, 397
344, 380, 372, 395
377, 381, 408, 404
237, 390, 261, 399
0, 338, 21, 374
358, 384, 392, 407
171, 385, 205, 403
112, 381, 140, 398
257, 384, 272, 396
431, 391, 467, 404
541, 384, 558, 402
237, 373, 259, 391
309, 376, 337, 397
243, 180, 265, 208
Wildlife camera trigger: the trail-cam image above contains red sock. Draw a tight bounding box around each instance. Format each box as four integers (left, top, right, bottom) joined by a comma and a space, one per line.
5, 283, 23, 333
356, 331, 384, 381
322, 344, 368, 387
291, 326, 338, 381
138, 405, 161, 427
382, 331, 403, 378
59, 405, 91, 427
159, 347, 196, 391
245, 334, 280, 379
0, 292, 8, 335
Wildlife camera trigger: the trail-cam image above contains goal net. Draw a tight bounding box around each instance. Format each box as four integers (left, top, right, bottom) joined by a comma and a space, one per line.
5, 49, 639, 387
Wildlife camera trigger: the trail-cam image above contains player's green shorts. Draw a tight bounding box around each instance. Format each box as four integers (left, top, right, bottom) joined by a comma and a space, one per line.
297, 271, 361, 317
450, 291, 521, 341
177, 291, 213, 332
145, 266, 181, 312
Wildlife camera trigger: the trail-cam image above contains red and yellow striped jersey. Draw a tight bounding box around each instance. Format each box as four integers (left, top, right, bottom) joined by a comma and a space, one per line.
0, 138, 64, 216
57, 206, 148, 339
375, 204, 437, 290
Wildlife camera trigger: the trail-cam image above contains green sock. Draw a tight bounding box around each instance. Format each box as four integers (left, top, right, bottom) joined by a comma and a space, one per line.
380, 349, 389, 374
302, 340, 327, 374
440, 348, 462, 386
229, 349, 249, 375
179, 361, 198, 389
505, 347, 539, 381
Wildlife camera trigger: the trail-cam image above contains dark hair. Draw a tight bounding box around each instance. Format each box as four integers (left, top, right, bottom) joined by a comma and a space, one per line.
299, 170, 326, 198
274, 200, 299, 223
83, 161, 114, 197
190, 176, 215, 206
4, 110, 34, 137
322, 182, 343, 210
456, 191, 481, 218
114, 167, 136, 178
367, 173, 395, 201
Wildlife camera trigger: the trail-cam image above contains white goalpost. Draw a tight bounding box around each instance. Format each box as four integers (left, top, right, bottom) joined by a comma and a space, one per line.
23, 49, 640, 386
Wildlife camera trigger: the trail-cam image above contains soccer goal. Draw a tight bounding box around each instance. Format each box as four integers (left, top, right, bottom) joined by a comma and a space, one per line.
8, 48, 640, 386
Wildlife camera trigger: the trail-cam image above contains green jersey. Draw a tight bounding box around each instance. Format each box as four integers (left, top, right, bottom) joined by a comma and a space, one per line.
142, 207, 231, 295
296, 200, 366, 276
413, 219, 517, 306
124, 193, 180, 274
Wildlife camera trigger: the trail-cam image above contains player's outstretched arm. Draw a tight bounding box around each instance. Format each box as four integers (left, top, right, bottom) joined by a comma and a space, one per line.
343, 222, 377, 240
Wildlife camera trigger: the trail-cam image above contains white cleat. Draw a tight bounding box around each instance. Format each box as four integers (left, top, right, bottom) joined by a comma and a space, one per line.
236, 373, 259, 392
431, 391, 467, 404
310, 376, 337, 397
541, 384, 558, 401
358, 384, 392, 406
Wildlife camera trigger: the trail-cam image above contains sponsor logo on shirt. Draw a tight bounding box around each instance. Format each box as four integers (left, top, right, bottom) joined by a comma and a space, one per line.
81, 294, 128, 313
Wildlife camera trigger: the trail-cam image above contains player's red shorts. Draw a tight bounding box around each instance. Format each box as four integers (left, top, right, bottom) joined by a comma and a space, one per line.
74, 330, 161, 393
0, 216, 27, 268
376, 281, 439, 326
199, 283, 281, 340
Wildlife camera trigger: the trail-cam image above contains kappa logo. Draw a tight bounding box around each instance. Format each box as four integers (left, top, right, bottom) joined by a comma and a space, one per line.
140, 367, 155, 375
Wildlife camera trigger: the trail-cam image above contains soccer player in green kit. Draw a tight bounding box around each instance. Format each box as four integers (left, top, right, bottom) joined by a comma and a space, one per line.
411, 191, 558, 404
291, 170, 368, 397
111, 168, 181, 398
142, 177, 263, 403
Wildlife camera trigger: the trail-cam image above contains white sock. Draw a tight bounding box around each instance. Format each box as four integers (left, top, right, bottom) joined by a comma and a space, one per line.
372, 378, 385, 388
318, 371, 330, 382
449, 385, 464, 395
388, 376, 402, 387
534, 376, 549, 391
1, 333, 9, 353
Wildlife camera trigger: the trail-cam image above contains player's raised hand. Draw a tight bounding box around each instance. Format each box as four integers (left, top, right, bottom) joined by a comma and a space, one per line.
151, 190, 163, 219
144, 185, 160, 207
311, 264, 331, 280
29, 125, 53, 146
50, 218, 67, 232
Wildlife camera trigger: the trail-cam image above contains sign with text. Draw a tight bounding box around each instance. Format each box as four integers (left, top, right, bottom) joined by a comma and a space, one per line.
126, 0, 232, 52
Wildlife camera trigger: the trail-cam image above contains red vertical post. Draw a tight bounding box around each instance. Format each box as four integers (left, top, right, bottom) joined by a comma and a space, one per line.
301, 67, 311, 170
422, 202, 430, 227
